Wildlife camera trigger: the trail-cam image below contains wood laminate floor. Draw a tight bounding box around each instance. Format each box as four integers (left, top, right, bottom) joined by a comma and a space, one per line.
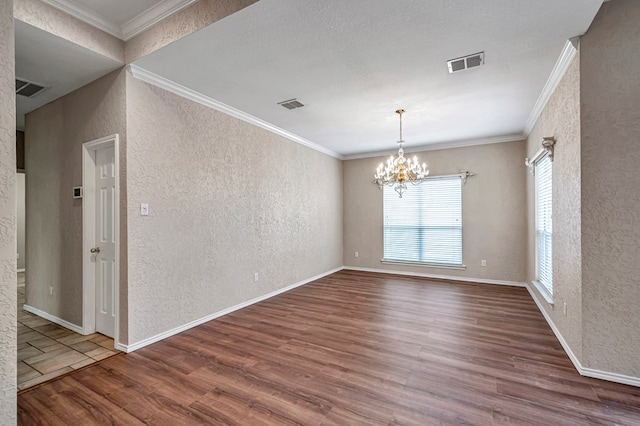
17, 270, 640, 425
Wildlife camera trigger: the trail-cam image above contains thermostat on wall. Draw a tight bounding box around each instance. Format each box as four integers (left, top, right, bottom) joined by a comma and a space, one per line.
73, 186, 83, 199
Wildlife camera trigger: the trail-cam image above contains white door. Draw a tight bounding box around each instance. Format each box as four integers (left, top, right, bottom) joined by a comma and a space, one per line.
94, 146, 116, 337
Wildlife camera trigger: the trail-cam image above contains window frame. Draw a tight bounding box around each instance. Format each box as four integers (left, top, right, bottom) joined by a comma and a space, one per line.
533, 152, 553, 303
381, 174, 465, 269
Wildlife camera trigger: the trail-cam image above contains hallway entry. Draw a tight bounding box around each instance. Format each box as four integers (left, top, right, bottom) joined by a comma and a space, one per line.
17, 272, 119, 390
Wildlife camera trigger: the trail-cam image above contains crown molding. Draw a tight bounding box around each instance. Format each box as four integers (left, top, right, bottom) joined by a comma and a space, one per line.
122, 0, 197, 41
524, 38, 579, 136
128, 64, 524, 162
40, 0, 122, 38
343, 133, 525, 161
129, 65, 343, 159
39, 0, 196, 41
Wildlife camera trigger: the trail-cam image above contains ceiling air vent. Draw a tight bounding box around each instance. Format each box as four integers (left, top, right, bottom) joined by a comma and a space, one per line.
15, 78, 48, 98
277, 98, 304, 110
447, 52, 484, 73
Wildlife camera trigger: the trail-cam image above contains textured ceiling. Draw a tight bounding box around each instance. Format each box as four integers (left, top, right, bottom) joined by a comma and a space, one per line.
14, 20, 122, 130
14, 0, 192, 128
66, 0, 160, 26
16, 0, 603, 155
134, 0, 603, 156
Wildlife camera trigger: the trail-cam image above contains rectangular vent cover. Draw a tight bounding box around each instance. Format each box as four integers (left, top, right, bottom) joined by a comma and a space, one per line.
447, 52, 485, 73
15, 78, 47, 98
278, 98, 304, 110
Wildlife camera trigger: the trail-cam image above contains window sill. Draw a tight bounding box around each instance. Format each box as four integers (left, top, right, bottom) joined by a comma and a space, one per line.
381, 259, 466, 270
532, 280, 554, 305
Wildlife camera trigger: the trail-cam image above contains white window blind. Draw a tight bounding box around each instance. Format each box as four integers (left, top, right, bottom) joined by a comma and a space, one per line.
383, 176, 462, 266
535, 154, 553, 294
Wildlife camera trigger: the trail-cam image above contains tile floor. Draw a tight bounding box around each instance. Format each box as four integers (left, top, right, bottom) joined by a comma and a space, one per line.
17, 272, 120, 390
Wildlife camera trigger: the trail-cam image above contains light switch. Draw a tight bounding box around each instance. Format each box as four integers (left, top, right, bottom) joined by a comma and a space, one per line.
140, 203, 149, 216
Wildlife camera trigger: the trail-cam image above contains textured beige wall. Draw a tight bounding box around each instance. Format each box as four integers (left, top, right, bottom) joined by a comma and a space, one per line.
125, 72, 343, 345
25, 69, 128, 339
125, 0, 258, 63
580, 0, 640, 376
0, 0, 17, 421
526, 50, 582, 359
14, 0, 124, 63
344, 141, 527, 283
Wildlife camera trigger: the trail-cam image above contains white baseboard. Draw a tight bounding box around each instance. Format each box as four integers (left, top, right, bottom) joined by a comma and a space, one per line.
112, 264, 640, 388
121, 267, 344, 353
22, 304, 84, 335
524, 285, 583, 371
343, 266, 526, 287
525, 284, 640, 388
580, 367, 640, 388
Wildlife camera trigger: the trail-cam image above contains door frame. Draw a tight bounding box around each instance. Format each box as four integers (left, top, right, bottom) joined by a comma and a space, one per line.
82, 134, 120, 348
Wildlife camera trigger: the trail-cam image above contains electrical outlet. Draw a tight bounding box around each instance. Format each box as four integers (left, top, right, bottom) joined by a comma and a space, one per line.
140, 203, 149, 216
355, 251, 359, 258
49, 285, 53, 296
481, 259, 487, 267
254, 273, 259, 282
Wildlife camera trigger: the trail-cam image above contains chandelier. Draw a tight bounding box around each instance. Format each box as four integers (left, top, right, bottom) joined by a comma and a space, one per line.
373, 109, 429, 197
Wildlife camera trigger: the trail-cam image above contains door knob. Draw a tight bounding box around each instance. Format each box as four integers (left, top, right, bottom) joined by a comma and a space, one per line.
90, 247, 100, 254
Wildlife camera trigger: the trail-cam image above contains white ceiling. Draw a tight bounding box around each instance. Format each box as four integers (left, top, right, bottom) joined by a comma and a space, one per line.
15, 0, 604, 157
64, 0, 159, 25
15, 20, 122, 130
133, 0, 603, 157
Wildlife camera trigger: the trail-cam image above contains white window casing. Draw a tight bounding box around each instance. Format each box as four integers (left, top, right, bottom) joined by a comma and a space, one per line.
383, 175, 464, 268
534, 153, 553, 300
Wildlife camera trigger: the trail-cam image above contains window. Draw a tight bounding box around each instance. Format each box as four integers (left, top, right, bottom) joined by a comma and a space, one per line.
535, 153, 553, 297
383, 176, 463, 266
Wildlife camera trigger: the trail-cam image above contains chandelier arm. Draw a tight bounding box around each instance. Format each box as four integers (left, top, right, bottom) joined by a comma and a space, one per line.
373, 108, 430, 197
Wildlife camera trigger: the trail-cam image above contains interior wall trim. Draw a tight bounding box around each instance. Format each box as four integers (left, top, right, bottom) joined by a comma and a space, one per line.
526, 284, 640, 388
128, 65, 342, 159
343, 266, 527, 287
81, 134, 121, 350
349, 266, 640, 388
121, 0, 198, 41
120, 267, 345, 353
39, 0, 122, 38
114, 264, 640, 388
39, 0, 196, 41
524, 38, 579, 136
580, 367, 640, 388
525, 284, 583, 370
343, 134, 526, 161
22, 304, 84, 335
